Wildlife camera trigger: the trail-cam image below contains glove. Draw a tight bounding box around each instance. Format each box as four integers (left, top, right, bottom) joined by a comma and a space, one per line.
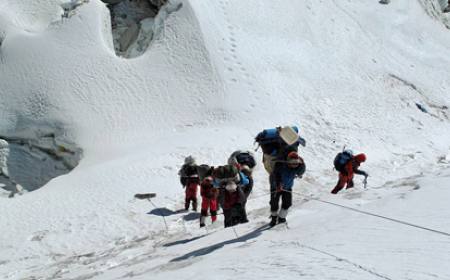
225, 182, 237, 192
276, 185, 283, 193
298, 136, 306, 147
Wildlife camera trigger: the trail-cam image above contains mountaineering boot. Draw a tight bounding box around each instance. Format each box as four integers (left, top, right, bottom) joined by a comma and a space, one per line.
346, 180, 354, 189
211, 211, 217, 223
200, 215, 206, 228
185, 200, 190, 211
278, 208, 288, 221
270, 215, 278, 227
241, 208, 249, 224
192, 199, 198, 212
331, 187, 340, 194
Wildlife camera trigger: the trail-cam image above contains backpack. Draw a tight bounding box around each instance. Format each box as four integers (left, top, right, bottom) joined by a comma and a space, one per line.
197, 164, 213, 181
255, 126, 304, 155
180, 164, 198, 177
236, 152, 256, 169
228, 151, 256, 169
333, 151, 353, 173
213, 165, 238, 180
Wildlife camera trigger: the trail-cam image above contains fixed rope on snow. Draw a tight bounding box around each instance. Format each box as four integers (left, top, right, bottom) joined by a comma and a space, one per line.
135, 185, 450, 238
286, 189, 450, 237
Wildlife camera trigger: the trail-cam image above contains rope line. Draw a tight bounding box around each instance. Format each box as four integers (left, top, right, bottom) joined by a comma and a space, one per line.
145, 187, 450, 238
288, 190, 450, 238
231, 225, 239, 238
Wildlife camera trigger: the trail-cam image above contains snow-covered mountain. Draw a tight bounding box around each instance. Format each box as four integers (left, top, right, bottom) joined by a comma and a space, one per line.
0, 0, 449, 279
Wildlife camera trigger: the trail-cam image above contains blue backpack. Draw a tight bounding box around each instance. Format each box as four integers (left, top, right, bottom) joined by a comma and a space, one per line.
255, 126, 304, 155
334, 151, 353, 173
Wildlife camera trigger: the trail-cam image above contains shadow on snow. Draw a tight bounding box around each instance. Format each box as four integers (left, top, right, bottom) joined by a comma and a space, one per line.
163, 234, 210, 247
147, 207, 190, 216
170, 224, 270, 262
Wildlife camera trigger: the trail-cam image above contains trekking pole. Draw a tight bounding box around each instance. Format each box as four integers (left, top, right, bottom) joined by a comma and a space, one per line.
147, 198, 169, 232
231, 225, 239, 239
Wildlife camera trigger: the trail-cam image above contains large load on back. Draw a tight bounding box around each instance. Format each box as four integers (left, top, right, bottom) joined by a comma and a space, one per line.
212, 165, 239, 183
228, 150, 256, 170
196, 164, 214, 182
178, 156, 199, 186
255, 126, 305, 173
255, 126, 305, 155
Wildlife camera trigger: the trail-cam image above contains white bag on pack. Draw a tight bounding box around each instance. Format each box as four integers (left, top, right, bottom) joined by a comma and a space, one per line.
279, 126, 299, 146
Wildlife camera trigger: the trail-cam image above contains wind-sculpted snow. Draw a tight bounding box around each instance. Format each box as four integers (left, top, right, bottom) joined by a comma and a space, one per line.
0, 0, 449, 279
0, 0, 63, 32
0, 0, 223, 149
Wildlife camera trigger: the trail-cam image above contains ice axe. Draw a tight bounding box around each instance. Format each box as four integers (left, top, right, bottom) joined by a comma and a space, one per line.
134, 193, 169, 232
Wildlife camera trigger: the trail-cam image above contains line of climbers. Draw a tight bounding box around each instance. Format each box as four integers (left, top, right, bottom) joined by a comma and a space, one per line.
178, 126, 368, 228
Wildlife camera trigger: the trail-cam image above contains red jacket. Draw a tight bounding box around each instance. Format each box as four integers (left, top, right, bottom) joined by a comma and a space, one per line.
343, 158, 367, 178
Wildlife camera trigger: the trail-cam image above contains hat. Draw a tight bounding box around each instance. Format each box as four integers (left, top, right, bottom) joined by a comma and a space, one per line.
184, 155, 196, 165
287, 151, 302, 168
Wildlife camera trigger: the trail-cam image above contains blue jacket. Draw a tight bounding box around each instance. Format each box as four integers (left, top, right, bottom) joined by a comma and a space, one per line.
238, 171, 250, 186
270, 163, 305, 191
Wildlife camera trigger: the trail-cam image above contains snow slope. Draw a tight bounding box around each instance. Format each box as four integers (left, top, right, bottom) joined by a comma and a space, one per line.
0, 0, 449, 279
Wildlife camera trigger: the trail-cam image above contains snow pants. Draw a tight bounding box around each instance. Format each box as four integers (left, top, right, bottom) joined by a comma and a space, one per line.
223, 204, 246, 228
185, 183, 198, 211
270, 190, 292, 216
331, 173, 354, 194
201, 197, 218, 222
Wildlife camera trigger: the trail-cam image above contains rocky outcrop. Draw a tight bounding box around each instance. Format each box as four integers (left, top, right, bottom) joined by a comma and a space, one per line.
101, 0, 175, 57
438, 0, 449, 11
61, 0, 89, 18
0, 132, 82, 196
418, 0, 450, 28
101, 0, 124, 4
149, 0, 168, 9
118, 21, 140, 51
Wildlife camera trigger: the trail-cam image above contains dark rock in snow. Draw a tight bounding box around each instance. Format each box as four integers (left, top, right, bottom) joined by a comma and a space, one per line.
416, 103, 429, 113
101, 0, 124, 4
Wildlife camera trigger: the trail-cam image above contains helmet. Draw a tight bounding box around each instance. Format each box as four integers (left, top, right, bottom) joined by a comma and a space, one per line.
184, 155, 196, 165
225, 181, 237, 192
355, 153, 366, 163
287, 151, 302, 168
